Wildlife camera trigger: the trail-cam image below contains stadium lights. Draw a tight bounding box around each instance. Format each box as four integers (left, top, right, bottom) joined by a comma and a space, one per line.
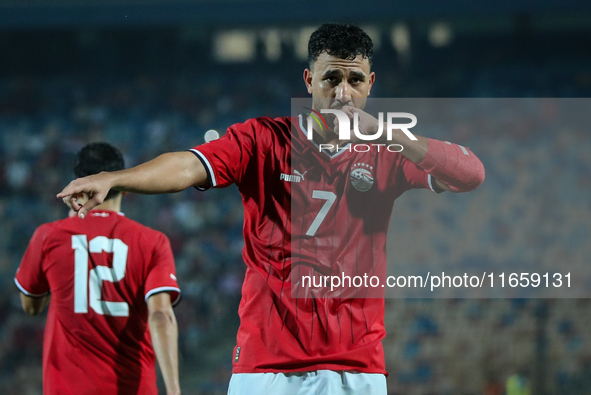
204, 129, 220, 143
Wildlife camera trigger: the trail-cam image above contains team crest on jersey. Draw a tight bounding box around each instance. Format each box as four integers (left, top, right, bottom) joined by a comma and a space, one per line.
349, 163, 374, 192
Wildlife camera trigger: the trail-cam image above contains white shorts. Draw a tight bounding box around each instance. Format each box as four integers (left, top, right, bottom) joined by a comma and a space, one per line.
227, 370, 387, 395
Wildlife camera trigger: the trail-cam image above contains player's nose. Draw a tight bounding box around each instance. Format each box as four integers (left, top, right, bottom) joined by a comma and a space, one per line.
335, 82, 352, 105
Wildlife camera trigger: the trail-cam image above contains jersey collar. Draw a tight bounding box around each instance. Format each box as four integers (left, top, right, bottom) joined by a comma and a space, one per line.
89, 210, 125, 217
296, 114, 351, 160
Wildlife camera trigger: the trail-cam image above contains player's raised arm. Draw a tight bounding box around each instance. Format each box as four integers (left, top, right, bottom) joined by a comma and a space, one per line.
148, 293, 181, 395
57, 151, 208, 219
342, 106, 485, 193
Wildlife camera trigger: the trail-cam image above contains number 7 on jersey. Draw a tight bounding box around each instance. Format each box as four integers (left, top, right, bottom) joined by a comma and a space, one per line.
305, 190, 337, 236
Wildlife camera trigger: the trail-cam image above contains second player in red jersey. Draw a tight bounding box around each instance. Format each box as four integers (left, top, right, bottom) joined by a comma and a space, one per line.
16, 143, 181, 395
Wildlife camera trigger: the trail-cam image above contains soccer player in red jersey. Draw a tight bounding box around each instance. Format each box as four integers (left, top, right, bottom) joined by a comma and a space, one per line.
58, 24, 485, 394
17, 143, 182, 395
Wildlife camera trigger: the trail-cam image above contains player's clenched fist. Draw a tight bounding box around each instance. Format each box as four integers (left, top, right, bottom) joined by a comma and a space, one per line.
330, 105, 383, 144
342, 105, 382, 142
57, 172, 113, 219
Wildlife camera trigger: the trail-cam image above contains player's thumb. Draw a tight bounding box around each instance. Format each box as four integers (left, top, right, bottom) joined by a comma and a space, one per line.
78, 196, 101, 219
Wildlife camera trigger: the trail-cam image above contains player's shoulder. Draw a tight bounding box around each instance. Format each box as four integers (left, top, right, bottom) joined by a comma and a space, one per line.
31, 221, 60, 242
225, 116, 292, 152
25, 218, 75, 250
239, 116, 291, 127
230, 116, 291, 135
116, 214, 167, 241
99, 215, 170, 255
80, 212, 167, 243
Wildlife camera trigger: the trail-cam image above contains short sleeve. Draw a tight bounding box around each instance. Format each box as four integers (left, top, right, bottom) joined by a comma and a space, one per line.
15, 224, 52, 297
189, 119, 257, 189
144, 232, 181, 306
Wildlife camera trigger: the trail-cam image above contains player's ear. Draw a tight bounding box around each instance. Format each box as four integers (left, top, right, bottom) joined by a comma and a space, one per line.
367, 72, 376, 96
303, 68, 313, 94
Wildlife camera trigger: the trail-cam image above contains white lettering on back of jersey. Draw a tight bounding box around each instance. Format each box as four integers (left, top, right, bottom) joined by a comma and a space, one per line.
91, 212, 110, 217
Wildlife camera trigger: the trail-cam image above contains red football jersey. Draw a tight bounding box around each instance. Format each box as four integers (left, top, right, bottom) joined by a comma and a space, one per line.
190, 116, 432, 375
15, 210, 181, 395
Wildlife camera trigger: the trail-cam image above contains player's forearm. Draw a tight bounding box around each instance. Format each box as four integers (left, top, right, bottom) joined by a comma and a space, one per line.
58, 151, 207, 218
149, 309, 181, 395
110, 151, 204, 194
410, 136, 484, 192
384, 127, 429, 164
385, 126, 485, 192
21, 294, 51, 315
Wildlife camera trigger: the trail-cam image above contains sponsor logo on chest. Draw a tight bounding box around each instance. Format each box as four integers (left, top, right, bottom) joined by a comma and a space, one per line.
280, 170, 308, 183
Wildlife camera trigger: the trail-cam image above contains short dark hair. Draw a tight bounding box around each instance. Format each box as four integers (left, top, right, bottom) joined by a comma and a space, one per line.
308, 23, 373, 66
74, 142, 124, 201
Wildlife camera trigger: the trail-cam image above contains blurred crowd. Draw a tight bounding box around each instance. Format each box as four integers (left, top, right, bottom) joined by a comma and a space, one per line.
0, 27, 590, 395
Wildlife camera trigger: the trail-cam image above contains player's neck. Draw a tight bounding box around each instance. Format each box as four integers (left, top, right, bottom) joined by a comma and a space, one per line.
93, 195, 122, 213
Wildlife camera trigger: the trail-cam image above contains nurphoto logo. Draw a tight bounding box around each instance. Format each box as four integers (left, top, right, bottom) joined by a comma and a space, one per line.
303, 108, 418, 142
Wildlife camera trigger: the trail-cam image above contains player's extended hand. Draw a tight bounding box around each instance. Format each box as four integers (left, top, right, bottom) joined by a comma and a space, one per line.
335, 106, 383, 144
57, 172, 113, 219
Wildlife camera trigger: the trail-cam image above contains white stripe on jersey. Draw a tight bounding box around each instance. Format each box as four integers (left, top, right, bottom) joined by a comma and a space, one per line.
191, 148, 217, 187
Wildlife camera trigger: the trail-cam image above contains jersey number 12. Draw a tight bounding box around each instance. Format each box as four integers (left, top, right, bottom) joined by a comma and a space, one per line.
71, 235, 129, 317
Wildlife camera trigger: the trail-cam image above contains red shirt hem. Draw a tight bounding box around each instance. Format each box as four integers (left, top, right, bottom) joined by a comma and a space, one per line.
232, 365, 388, 376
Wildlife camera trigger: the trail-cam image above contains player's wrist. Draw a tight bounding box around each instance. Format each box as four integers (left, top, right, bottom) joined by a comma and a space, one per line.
377, 122, 390, 144
382, 123, 408, 145
100, 170, 123, 192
